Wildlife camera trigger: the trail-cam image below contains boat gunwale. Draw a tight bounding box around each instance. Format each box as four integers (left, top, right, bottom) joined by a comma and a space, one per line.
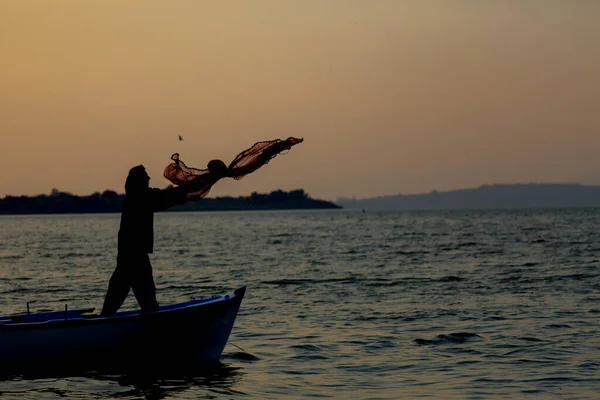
0, 286, 246, 331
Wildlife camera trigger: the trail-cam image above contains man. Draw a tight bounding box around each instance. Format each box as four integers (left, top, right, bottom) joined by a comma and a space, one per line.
100, 162, 228, 317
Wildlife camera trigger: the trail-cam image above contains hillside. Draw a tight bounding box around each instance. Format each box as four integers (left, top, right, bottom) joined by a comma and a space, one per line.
336, 184, 600, 210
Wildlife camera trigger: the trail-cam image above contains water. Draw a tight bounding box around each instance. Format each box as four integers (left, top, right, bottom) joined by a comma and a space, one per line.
1, 209, 599, 399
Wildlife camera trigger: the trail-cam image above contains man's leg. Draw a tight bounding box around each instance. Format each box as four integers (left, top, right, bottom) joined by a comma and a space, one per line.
100, 256, 131, 317
131, 254, 159, 312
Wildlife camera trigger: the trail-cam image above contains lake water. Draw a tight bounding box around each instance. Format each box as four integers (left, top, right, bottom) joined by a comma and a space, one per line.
0, 209, 599, 399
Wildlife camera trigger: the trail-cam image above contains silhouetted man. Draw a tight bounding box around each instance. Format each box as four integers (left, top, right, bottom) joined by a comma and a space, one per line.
100, 162, 228, 317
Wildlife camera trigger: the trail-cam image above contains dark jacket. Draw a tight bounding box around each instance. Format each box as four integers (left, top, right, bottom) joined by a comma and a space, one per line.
117, 187, 187, 255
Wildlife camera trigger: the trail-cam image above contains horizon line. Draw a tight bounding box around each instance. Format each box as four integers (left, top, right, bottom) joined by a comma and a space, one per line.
3, 181, 599, 202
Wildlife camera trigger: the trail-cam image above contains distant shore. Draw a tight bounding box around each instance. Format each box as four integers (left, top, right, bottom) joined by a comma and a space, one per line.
336, 183, 600, 210
0, 189, 341, 215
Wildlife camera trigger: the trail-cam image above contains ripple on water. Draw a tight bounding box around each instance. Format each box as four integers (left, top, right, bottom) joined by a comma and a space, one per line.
414, 332, 481, 346
1, 210, 600, 399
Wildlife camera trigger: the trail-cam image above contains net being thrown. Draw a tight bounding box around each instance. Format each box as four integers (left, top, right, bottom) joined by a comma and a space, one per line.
163, 137, 303, 200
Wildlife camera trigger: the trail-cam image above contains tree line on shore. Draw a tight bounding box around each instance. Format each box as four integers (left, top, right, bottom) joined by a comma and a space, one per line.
0, 188, 341, 215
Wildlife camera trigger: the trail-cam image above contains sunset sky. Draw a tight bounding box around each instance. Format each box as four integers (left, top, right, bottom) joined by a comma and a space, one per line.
1, 1, 599, 200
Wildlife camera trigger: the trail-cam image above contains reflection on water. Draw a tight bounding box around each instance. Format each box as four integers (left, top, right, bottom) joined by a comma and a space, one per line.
95, 362, 245, 399
1, 361, 246, 400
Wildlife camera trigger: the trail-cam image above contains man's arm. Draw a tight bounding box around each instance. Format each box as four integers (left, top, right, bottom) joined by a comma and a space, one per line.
148, 186, 188, 212
149, 172, 224, 212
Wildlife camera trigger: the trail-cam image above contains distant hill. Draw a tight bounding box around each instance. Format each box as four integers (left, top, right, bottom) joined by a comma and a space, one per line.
0, 189, 341, 215
336, 184, 600, 210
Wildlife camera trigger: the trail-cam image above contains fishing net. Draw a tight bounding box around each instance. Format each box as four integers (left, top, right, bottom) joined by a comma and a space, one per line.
163, 137, 303, 200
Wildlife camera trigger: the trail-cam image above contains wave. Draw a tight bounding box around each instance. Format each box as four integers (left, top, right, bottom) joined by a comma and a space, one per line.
414, 332, 480, 346
223, 351, 260, 361
438, 275, 463, 282
261, 277, 358, 286
58, 252, 103, 259
544, 324, 572, 329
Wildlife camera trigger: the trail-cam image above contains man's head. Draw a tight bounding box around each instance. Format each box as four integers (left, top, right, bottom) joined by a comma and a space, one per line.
207, 159, 228, 178
125, 165, 150, 195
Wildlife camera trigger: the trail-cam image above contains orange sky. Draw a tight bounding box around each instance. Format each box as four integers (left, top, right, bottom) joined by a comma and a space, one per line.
1, 1, 599, 200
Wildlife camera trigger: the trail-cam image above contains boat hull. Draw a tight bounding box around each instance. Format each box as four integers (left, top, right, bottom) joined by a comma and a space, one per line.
0, 287, 245, 372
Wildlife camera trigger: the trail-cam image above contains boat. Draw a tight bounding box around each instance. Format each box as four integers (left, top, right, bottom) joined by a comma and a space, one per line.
0, 287, 246, 373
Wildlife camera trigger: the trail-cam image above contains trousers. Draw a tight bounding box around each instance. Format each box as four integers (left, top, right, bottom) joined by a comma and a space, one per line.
100, 253, 159, 317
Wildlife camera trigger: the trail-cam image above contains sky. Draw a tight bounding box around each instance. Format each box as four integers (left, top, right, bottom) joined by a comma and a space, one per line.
1, 1, 599, 200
